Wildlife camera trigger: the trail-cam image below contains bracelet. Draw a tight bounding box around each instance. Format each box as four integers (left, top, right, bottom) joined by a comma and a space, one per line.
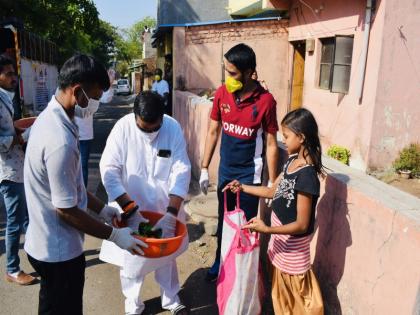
122, 200, 136, 213
167, 206, 178, 216
121, 200, 134, 208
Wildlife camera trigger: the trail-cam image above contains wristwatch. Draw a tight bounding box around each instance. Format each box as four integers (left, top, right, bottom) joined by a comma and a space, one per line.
167, 206, 178, 216
121, 200, 138, 220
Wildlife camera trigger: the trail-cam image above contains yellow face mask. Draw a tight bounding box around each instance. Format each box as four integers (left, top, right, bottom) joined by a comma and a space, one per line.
225, 76, 243, 94
154, 75, 161, 81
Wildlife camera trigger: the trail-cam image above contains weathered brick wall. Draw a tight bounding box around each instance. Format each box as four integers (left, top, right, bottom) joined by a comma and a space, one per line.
185, 20, 288, 44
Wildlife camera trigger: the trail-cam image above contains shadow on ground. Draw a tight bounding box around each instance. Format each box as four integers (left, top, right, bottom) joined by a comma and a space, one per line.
142, 268, 217, 315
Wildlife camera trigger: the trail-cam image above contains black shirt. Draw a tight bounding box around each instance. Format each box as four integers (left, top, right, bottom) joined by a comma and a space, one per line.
271, 154, 320, 237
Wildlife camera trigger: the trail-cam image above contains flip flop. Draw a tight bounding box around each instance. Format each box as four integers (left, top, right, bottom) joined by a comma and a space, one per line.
170, 304, 188, 315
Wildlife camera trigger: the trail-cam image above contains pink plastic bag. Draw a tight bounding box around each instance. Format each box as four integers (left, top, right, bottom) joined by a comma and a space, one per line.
217, 191, 263, 315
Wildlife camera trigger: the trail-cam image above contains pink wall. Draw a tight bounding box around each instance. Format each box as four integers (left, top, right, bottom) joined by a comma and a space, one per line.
368, 0, 420, 168
173, 20, 290, 123
287, 0, 420, 170
287, 0, 386, 170
311, 157, 420, 314
173, 91, 220, 183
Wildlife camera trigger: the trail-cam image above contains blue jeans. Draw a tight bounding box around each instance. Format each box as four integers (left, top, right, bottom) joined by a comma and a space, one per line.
0, 180, 29, 274
79, 140, 91, 187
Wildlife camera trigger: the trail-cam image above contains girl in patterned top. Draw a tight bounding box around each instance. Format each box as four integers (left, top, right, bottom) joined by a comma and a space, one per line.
224, 108, 324, 315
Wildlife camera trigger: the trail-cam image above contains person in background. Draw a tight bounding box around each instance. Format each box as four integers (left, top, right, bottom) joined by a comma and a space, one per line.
2, 49, 22, 119
224, 108, 325, 315
24, 54, 146, 315
164, 53, 173, 89
199, 43, 279, 282
75, 69, 114, 187
0, 54, 36, 286
151, 68, 170, 113
252, 70, 268, 91
163, 54, 173, 116
100, 91, 190, 315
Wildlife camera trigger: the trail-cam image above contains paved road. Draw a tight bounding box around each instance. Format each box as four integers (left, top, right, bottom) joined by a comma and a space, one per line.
0, 95, 218, 315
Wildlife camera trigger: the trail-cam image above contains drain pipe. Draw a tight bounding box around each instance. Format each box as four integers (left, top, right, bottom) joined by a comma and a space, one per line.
357, 0, 373, 104
221, 33, 225, 85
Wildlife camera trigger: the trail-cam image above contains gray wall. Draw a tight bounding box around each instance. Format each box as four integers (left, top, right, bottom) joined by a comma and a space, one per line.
158, 0, 230, 25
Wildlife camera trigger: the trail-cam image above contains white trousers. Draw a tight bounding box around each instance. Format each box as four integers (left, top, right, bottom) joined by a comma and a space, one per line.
120, 261, 181, 315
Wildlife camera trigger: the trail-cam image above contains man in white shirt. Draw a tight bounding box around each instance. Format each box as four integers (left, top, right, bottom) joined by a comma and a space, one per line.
75, 79, 114, 187
151, 68, 169, 109
100, 91, 190, 315
74, 99, 98, 187
0, 55, 36, 286
24, 54, 147, 315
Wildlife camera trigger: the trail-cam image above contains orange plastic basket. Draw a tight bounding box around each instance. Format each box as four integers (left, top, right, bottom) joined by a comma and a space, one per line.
113, 210, 187, 258
14, 117, 36, 132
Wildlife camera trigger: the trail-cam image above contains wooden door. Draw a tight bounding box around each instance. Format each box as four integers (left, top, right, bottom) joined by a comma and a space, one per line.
290, 42, 306, 110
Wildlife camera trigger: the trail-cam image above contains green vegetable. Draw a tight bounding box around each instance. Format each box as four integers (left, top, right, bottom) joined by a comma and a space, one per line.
137, 222, 162, 238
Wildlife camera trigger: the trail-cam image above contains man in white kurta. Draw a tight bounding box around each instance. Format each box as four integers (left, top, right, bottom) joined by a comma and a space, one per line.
99, 91, 191, 315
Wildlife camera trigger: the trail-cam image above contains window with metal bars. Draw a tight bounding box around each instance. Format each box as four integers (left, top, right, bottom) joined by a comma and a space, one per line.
319, 36, 354, 94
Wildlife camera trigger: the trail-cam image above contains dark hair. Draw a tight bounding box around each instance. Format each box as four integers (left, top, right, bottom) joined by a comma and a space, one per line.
58, 54, 110, 91
224, 43, 256, 73
155, 68, 163, 76
0, 55, 14, 73
281, 108, 324, 175
133, 91, 164, 123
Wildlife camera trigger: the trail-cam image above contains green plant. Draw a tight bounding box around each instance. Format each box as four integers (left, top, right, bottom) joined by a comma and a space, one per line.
135, 222, 162, 238
393, 143, 420, 177
327, 145, 351, 165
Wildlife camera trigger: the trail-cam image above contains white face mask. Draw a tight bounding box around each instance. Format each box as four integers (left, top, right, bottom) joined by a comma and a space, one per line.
80, 88, 100, 112
0, 88, 15, 102
140, 130, 160, 142
6, 90, 15, 102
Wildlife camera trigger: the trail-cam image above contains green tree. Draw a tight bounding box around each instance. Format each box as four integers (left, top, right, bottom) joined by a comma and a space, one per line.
112, 17, 156, 77
116, 17, 156, 62
91, 20, 120, 66
116, 61, 129, 78
0, 0, 118, 66
1, 1, 156, 71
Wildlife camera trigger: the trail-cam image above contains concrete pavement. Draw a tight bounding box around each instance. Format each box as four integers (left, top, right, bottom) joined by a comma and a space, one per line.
0, 95, 219, 315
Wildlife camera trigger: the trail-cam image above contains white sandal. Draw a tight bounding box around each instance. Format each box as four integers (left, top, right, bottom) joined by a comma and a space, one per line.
170, 304, 188, 315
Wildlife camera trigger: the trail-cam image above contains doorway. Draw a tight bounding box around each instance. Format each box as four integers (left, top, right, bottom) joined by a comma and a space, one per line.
290, 41, 306, 110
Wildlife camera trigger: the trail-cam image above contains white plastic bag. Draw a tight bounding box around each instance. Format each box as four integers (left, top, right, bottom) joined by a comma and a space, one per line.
217, 191, 263, 315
